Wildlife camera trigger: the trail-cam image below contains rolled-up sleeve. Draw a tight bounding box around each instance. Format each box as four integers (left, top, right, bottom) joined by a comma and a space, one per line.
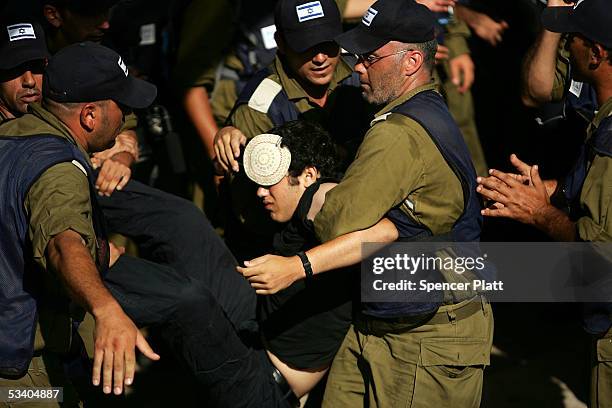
314, 116, 423, 242
25, 162, 97, 270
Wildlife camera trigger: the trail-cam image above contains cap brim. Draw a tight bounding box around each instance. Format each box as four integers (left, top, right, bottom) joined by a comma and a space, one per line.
0, 45, 49, 70
335, 24, 388, 55
284, 25, 342, 53
541, 6, 578, 34
114, 76, 157, 109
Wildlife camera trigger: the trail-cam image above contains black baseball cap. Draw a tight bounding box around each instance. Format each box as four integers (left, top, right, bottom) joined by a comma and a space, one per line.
43, 42, 157, 109
335, 0, 435, 55
275, 0, 342, 53
44, 0, 120, 16
541, 0, 612, 49
0, 21, 49, 70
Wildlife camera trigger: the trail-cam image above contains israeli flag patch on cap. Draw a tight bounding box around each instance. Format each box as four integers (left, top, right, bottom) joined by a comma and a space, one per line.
296, 1, 324, 23
7, 23, 36, 41
362, 7, 378, 27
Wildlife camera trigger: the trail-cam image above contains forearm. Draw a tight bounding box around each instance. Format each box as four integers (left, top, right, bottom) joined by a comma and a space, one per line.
454, 4, 478, 28
521, 30, 562, 107
47, 230, 121, 317
93, 130, 139, 164
306, 218, 398, 276
110, 151, 135, 168
183, 86, 219, 159
534, 205, 577, 241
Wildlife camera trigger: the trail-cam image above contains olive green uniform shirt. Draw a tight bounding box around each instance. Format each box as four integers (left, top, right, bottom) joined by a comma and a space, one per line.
228, 55, 355, 138
577, 97, 612, 242
314, 83, 464, 242
0, 103, 98, 352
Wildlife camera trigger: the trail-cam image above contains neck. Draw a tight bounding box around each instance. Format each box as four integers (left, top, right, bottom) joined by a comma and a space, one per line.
594, 72, 612, 107
298, 78, 330, 107
395, 70, 431, 102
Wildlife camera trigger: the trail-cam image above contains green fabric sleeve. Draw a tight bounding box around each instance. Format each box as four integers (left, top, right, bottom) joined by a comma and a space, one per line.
25, 163, 97, 271
314, 116, 423, 242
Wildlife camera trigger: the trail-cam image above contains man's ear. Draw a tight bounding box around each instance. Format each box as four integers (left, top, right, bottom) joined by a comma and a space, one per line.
79, 103, 97, 132
590, 43, 609, 68
43, 5, 63, 28
403, 50, 424, 76
301, 166, 320, 187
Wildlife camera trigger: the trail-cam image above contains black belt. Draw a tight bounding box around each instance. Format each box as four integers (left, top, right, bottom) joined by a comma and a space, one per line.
356, 296, 488, 337
272, 367, 300, 407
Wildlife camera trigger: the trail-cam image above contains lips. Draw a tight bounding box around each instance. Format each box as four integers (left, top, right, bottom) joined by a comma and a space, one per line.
19, 92, 41, 104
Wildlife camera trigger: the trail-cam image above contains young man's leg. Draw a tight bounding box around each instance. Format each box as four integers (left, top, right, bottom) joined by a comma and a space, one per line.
98, 180, 256, 329
103, 255, 288, 407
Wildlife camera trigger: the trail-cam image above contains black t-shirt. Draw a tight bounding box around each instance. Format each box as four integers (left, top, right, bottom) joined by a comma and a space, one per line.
258, 180, 353, 369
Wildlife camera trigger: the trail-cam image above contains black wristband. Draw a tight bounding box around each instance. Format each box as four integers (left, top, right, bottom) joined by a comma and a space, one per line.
296, 251, 313, 280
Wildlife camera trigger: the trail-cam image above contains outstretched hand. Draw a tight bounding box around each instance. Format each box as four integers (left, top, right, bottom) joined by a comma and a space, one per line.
476, 154, 551, 225
237, 254, 305, 295
92, 305, 160, 395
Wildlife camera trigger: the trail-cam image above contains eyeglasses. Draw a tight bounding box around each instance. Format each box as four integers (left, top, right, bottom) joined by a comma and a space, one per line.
355, 49, 414, 68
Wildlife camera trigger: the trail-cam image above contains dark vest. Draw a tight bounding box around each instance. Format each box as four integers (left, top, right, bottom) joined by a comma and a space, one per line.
0, 135, 108, 378
362, 90, 483, 319
230, 60, 365, 170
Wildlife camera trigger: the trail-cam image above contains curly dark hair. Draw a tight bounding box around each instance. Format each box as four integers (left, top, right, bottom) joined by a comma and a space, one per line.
269, 120, 339, 183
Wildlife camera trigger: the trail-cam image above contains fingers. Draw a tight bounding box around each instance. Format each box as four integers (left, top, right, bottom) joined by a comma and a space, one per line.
229, 131, 247, 159
92, 348, 103, 387
96, 161, 131, 196
530, 164, 547, 196
113, 348, 125, 395
481, 206, 512, 218
102, 346, 113, 394
461, 59, 475, 93
449, 58, 461, 88
243, 255, 269, 267
124, 347, 136, 388
435, 45, 450, 63
136, 331, 160, 361
509, 153, 532, 177
237, 265, 263, 279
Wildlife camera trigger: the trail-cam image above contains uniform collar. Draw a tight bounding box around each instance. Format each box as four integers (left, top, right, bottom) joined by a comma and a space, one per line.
29, 102, 92, 164
374, 82, 438, 119
592, 96, 612, 129
273, 55, 353, 101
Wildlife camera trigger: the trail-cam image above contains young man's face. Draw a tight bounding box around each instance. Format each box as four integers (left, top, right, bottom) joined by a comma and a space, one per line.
282, 41, 341, 88
0, 60, 45, 116
257, 175, 304, 223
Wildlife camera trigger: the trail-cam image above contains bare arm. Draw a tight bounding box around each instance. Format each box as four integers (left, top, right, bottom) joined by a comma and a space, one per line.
183, 87, 219, 159
238, 219, 398, 294
521, 30, 563, 107
455, 5, 509, 47
47, 230, 159, 395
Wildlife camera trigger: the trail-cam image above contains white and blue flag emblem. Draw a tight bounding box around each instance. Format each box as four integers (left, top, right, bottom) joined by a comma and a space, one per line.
7, 24, 36, 42
362, 7, 378, 26
296, 1, 325, 23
